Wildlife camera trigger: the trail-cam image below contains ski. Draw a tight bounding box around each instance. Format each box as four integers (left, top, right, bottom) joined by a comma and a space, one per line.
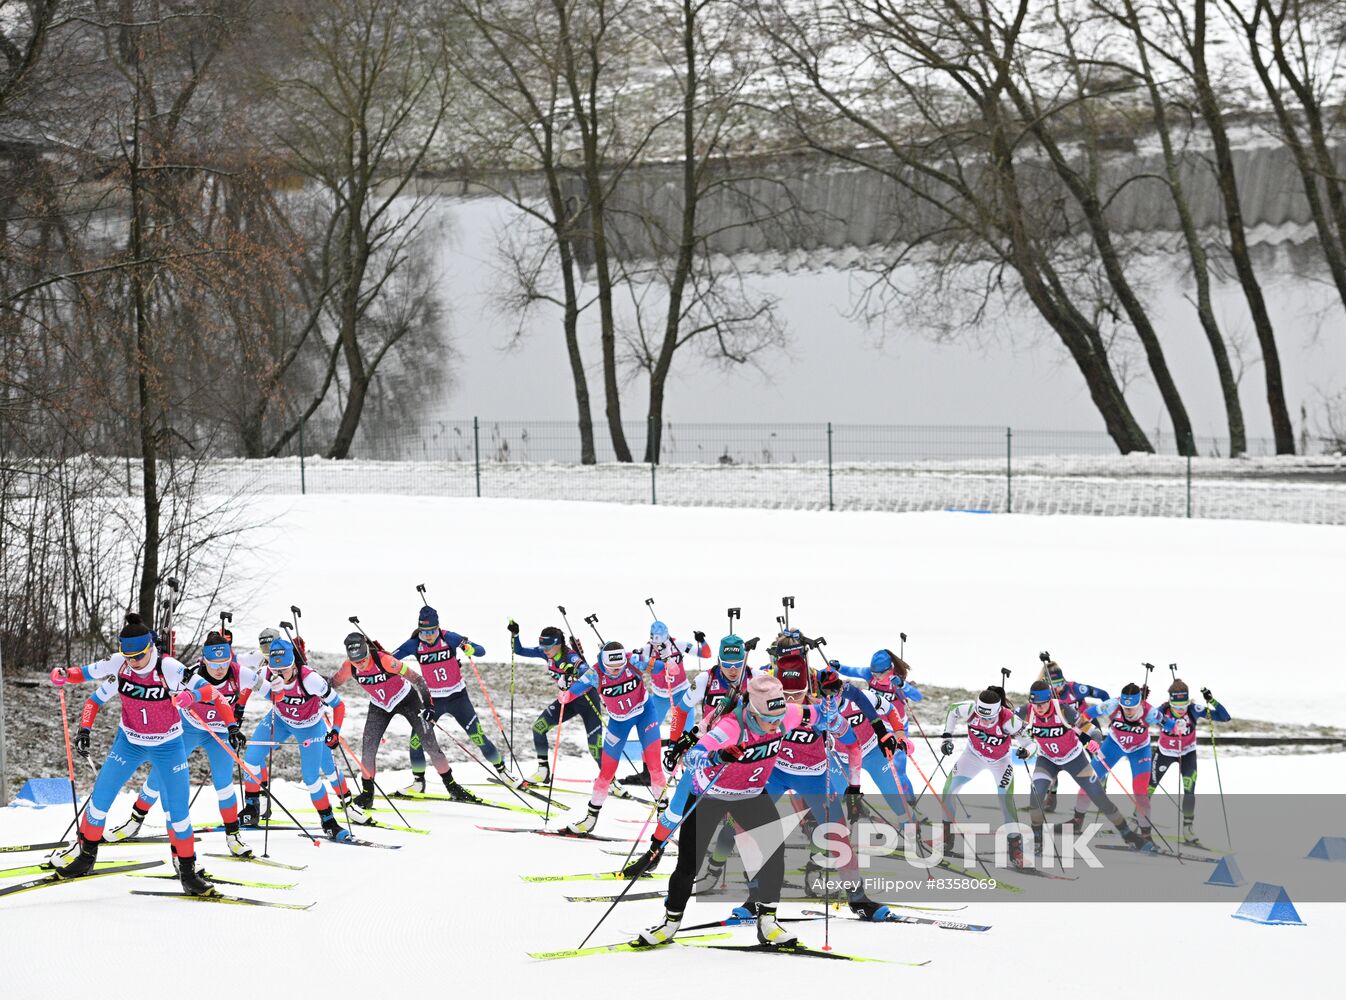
522, 871, 669, 883
678, 938, 918, 964
130, 889, 314, 910
349, 817, 430, 835
0, 861, 164, 899
676, 914, 826, 933
567, 888, 667, 903
602, 846, 678, 860
0, 841, 69, 855
396, 789, 548, 817
800, 907, 990, 932
475, 825, 636, 844
234, 824, 306, 833
303, 834, 401, 850
205, 853, 307, 871
1095, 844, 1217, 864
528, 932, 733, 961
0, 859, 131, 880
130, 872, 297, 890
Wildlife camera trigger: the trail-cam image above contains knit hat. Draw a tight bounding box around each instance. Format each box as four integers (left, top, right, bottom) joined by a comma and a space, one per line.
418, 606, 439, 629
747, 674, 787, 719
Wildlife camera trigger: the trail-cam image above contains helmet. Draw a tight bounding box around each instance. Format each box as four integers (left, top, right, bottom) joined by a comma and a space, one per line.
268, 638, 296, 669
719, 634, 746, 666
539, 626, 565, 648
600, 641, 626, 672
775, 652, 809, 696
747, 674, 787, 722
1029, 680, 1053, 704
258, 627, 280, 653
650, 621, 670, 645
974, 688, 1002, 720
344, 632, 370, 662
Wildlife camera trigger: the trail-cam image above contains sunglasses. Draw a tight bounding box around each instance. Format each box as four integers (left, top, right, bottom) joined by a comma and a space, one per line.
122, 646, 152, 663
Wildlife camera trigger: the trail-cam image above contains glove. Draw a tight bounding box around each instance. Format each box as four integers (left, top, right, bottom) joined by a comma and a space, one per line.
324, 728, 341, 749
507, 620, 520, 636
172, 691, 195, 710
1173, 719, 1190, 735
877, 730, 899, 757
50, 667, 69, 687
73, 728, 91, 759
459, 638, 474, 653
708, 744, 746, 765
828, 659, 840, 669
421, 702, 436, 724
227, 724, 247, 753
1015, 745, 1032, 759
693, 630, 706, 645
663, 729, 697, 772
744, 637, 759, 652
1084, 739, 1099, 755
1200, 687, 1214, 703
234, 707, 246, 728
940, 732, 953, 757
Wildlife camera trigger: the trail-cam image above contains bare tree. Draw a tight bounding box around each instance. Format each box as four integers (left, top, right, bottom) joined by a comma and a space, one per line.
750, 0, 1154, 453
269, 0, 451, 459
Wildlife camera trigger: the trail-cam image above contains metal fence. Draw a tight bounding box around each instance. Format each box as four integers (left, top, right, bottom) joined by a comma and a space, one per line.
116, 419, 1346, 525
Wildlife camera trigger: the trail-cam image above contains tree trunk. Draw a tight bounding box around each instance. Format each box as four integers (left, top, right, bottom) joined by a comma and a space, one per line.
1192, 0, 1295, 453
1120, 0, 1245, 455
129, 107, 159, 623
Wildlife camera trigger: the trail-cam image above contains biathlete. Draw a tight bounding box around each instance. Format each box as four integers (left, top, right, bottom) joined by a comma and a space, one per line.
48, 614, 231, 894
563, 640, 670, 834
510, 621, 603, 785
107, 629, 261, 858
1150, 678, 1231, 847
390, 605, 496, 797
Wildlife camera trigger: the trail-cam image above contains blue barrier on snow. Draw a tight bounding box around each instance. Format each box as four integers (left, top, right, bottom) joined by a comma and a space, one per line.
12, 778, 74, 806
1306, 836, 1346, 862
1205, 855, 1245, 887
1231, 882, 1304, 926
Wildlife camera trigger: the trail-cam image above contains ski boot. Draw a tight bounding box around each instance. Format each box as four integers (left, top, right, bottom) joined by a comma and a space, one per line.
524, 761, 551, 787
224, 819, 254, 858
803, 856, 826, 898
622, 840, 665, 879
849, 895, 892, 922
1043, 785, 1058, 813
693, 854, 727, 892
320, 809, 352, 843
729, 900, 759, 921
620, 766, 652, 787
1070, 810, 1087, 837
1180, 821, 1204, 849
107, 806, 148, 843
756, 905, 799, 947
176, 854, 215, 896
1031, 824, 1045, 858
238, 794, 261, 828
397, 773, 426, 797
1123, 824, 1156, 852
353, 779, 376, 810
51, 836, 99, 879
608, 781, 636, 801
339, 792, 367, 825
492, 759, 523, 789
1007, 833, 1027, 870
637, 910, 683, 947
442, 771, 483, 804
565, 802, 600, 836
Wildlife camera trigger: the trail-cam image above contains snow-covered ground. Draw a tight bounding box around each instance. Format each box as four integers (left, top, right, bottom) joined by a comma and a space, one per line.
3, 500, 1342, 990
229, 497, 1346, 727
0, 753, 1341, 995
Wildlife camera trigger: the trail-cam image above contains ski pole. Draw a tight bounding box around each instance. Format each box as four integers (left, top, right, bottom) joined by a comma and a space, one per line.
460, 645, 522, 778
1207, 700, 1233, 850
264, 712, 277, 856
903, 744, 995, 881
508, 620, 517, 784
333, 729, 412, 828
430, 720, 538, 811
57, 687, 81, 836
576, 768, 724, 950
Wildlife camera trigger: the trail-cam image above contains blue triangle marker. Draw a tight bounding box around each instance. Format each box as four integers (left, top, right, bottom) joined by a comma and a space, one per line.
1205, 855, 1244, 887
1306, 836, 1346, 862
1231, 882, 1305, 926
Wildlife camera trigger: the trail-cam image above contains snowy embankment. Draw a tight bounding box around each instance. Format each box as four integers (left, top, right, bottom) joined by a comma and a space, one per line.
234, 497, 1346, 728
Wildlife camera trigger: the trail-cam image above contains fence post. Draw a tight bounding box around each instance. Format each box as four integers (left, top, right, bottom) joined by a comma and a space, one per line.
1006, 427, 1013, 514
473, 416, 481, 498
298, 415, 307, 495
826, 421, 834, 511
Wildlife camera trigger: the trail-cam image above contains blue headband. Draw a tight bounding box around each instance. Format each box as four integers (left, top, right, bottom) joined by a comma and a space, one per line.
120, 632, 153, 656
